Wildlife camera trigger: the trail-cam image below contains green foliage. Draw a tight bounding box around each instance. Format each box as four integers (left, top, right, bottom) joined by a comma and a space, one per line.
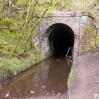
90, 30, 99, 51
86, 25, 92, 35
0, 17, 11, 25
97, 0, 99, 4
17, 0, 30, 6
0, 51, 44, 83
0, 30, 11, 37
0, 17, 20, 33
0, 0, 6, 16
81, 24, 93, 54
0, 0, 46, 82
0, 57, 30, 82
81, 23, 99, 54
87, 11, 94, 19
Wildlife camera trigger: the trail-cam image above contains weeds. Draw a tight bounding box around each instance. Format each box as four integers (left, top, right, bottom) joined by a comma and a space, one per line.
68, 59, 76, 88
0, 52, 44, 83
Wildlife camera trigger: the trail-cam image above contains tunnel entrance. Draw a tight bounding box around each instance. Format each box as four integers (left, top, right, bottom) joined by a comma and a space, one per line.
48, 23, 74, 56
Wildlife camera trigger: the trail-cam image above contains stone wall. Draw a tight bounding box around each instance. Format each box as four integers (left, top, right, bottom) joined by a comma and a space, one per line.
80, 23, 99, 54
34, 12, 92, 59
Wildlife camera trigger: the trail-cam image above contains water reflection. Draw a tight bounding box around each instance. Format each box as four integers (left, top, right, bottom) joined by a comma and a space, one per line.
0, 56, 71, 99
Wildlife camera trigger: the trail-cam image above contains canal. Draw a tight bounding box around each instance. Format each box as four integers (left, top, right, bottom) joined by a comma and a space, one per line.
0, 55, 72, 99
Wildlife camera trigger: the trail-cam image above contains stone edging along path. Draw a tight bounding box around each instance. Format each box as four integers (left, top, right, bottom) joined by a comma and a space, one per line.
68, 51, 99, 99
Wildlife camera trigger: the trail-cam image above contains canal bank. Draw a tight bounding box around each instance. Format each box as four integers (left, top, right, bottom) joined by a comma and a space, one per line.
0, 56, 71, 99
68, 50, 99, 99
0, 51, 44, 84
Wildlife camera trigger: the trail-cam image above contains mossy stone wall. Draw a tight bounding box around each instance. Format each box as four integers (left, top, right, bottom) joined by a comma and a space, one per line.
39, 12, 92, 58
81, 23, 99, 54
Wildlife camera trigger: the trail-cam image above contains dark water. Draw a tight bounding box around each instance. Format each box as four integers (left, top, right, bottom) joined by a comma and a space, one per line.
0, 56, 72, 99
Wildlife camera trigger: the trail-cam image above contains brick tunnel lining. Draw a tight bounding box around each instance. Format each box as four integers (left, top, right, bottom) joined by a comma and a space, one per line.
48, 23, 74, 56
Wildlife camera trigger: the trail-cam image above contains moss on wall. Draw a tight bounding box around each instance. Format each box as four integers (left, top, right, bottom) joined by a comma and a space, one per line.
81, 24, 92, 54
81, 23, 99, 54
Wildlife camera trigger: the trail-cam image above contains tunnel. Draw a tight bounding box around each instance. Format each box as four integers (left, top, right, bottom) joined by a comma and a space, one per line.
48, 23, 74, 56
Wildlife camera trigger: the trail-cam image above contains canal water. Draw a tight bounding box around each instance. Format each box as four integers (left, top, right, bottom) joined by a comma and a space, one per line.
0, 56, 72, 99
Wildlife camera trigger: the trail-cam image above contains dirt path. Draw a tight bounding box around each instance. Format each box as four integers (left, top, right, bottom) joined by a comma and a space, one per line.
69, 51, 99, 99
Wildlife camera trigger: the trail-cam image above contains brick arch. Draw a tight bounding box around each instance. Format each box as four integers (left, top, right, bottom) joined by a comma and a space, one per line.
47, 23, 75, 56
39, 15, 92, 58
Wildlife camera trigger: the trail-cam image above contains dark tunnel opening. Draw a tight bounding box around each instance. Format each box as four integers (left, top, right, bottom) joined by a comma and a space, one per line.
48, 23, 74, 57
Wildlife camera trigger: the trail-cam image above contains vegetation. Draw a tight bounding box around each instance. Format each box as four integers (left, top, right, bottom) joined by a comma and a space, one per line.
0, 0, 53, 82
68, 60, 76, 88
81, 23, 99, 54
0, 0, 99, 83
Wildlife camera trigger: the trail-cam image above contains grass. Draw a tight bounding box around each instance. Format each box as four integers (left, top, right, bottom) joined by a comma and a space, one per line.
68, 59, 76, 88
0, 52, 44, 83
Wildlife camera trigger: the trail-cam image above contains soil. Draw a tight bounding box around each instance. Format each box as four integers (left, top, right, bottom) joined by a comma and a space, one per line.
69, 50, 99, 99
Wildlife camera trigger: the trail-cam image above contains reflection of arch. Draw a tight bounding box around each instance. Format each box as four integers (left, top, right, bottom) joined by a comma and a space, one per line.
44, 23, 75, 57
